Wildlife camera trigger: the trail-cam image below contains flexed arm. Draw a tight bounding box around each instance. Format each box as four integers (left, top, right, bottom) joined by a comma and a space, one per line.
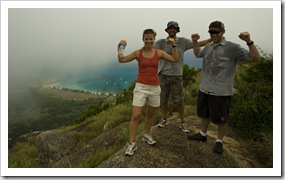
117, 40, 137, 63
239, 32, 261, 62
191, 33, 201, 57
160, 38, 179, 62
198, 38, 212, 47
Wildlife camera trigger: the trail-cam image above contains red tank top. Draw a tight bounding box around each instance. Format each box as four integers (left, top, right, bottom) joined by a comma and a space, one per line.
136, 49, 160, 86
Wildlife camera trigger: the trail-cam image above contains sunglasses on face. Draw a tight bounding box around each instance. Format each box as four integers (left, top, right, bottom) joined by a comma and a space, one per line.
208, 30, 221, 34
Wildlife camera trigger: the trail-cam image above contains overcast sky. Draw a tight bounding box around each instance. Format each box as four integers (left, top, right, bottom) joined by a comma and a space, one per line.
6, 2, 275, 82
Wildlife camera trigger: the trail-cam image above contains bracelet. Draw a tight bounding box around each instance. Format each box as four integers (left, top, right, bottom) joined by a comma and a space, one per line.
247, 41, 254, 46
172, 45, 177, 48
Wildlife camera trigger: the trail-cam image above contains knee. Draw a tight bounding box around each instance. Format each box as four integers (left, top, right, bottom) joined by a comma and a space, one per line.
211, 117, 228, 124
131, 113, 141, 122
146, 109, 156, 119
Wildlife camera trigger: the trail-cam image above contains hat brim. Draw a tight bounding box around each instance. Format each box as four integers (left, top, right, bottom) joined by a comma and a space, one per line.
165, 27, 180, 32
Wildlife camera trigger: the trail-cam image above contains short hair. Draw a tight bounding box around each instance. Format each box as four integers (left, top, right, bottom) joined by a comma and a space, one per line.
209, 21, 225, 31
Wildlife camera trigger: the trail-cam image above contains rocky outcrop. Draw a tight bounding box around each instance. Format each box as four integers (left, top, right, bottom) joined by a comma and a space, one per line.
33, 115, 260, 168
35, 130, 76, 166
52, 122, 129, 167
97, 116, 258, 168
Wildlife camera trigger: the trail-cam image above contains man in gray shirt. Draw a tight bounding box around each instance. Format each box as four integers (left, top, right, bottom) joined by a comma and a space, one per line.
154, 21, 211, 133
188, 20, 260, 154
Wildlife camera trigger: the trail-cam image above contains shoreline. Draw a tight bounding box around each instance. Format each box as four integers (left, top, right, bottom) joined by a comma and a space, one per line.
37, 86, 117, 102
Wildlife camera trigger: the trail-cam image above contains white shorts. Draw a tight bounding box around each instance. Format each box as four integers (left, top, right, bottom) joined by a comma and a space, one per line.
132, 82, 161, 107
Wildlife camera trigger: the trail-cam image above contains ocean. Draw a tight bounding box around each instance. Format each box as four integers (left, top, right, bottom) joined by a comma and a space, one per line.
57, 51, 202, 94
58, 62, 138, 94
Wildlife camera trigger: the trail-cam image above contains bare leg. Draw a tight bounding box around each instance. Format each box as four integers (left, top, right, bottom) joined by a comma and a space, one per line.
201, 118, 211, 134
161, 101, 168, 119
129, 106, 143, 142
144, 106, 156, 134
176, 103, 185, 123
217, 123, 228, 140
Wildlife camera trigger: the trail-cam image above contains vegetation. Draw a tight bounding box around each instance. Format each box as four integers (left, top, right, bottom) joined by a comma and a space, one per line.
80, 145, 124, 168
229, 56, 273, 167
115, 81, 136, 105
8, 89, 109, 147
8, 137, 38, 168
8, 53, 274, 168
183, 66, 201, 105
72, 103, 110, 125
71, 104, 132, 148
120, 122, 144, 142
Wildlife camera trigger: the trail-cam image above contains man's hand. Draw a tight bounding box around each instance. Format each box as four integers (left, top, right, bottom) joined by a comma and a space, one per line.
167, 38, 177, 46
238, 32, 251, 43
191, 33, 200, 42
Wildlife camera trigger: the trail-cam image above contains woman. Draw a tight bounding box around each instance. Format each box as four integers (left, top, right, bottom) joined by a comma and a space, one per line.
117, 29, 179, 156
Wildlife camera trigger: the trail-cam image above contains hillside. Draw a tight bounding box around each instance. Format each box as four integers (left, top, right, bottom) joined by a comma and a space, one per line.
30, 113, 262, 169
8, 59, 274, 171
97, 114, 261, 168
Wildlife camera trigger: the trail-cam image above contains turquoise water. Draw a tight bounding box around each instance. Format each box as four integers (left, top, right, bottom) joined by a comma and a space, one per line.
59, 63, 138, 94
57, 53, 202, 94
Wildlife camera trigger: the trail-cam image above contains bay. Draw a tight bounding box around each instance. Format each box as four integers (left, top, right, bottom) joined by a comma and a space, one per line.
58, 62, 138, 94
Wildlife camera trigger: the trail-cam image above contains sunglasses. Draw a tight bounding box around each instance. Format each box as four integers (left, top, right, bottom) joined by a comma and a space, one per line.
208, 30, 221, 34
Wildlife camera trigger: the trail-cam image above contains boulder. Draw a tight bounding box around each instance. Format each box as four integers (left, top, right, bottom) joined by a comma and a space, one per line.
35, 130, 76, 166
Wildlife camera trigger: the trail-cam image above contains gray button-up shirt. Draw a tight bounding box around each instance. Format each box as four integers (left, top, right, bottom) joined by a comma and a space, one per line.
198, 39, 251, 96
154, 37, 193, 76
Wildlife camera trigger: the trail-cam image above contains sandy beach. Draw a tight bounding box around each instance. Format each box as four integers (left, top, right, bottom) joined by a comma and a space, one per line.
37, 87, 117, 102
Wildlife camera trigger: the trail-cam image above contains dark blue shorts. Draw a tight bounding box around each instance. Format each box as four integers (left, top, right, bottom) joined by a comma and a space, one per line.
197, 90, 232, 124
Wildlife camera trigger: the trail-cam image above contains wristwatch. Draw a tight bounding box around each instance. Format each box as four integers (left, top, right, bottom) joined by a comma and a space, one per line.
247, 41, 254, 46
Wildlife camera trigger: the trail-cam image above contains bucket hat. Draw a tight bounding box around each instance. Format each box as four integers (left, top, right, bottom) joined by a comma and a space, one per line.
165, 21, 180, 32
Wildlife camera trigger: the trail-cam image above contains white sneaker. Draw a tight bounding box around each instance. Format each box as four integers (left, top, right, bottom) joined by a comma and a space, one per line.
157, 118, 167, 128
142, 134, 156, 145
125, 142, 137, 156
179, 122, 190, 133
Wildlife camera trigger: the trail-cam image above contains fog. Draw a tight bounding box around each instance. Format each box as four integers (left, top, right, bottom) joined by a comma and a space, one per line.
7, 6, 274, 91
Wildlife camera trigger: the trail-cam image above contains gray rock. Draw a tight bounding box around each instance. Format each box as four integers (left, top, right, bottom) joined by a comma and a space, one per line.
35, 130, 76, 166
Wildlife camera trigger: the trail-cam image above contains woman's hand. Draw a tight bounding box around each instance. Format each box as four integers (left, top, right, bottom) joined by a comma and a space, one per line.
119, 40, 127, 46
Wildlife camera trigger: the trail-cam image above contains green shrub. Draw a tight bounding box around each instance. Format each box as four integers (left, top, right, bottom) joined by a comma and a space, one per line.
229, 59, 273, 140
72, 103, 110, 125
229, 57, 273, 167
243, 133, 273, 168
183, 65, 200, 88
116, 81, 136, 105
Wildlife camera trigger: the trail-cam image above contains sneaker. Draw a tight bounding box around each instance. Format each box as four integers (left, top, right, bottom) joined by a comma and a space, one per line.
125, 142, 137, 156
179, 122, 190, 133
188, 132, 207, 142
142, 134, 156, 145
214, 141, 223, 154
157, 118, 167, 128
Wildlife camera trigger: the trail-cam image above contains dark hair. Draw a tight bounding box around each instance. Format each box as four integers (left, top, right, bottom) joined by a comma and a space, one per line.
209, 21, 225, 31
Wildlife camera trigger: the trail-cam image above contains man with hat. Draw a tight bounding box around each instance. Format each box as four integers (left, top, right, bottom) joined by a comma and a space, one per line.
154, 21, 211, 133
188, 20, 260, 154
